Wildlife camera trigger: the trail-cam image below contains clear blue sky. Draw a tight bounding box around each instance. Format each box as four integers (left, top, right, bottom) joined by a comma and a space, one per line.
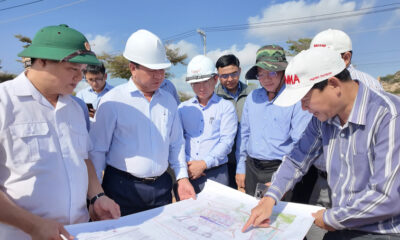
1, 0, 400, 93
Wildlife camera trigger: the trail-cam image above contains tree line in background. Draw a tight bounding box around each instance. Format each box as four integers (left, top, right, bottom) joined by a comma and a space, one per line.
1, 35, 399, 95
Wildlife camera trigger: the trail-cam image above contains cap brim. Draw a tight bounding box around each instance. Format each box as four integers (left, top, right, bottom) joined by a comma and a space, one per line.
18, 46, 101, 65
274, 84, 313, 107
186, 77, 211, 84
245, 66, 257, 80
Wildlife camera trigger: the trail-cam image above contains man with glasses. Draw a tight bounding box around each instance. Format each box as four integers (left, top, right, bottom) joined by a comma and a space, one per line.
89, 29, 195, 216
215, 54, 255, 189
236, 45, 311, 196
76, 63, 113, 118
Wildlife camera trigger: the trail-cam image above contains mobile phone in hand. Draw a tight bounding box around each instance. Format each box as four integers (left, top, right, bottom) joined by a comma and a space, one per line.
86, 103, 94, 111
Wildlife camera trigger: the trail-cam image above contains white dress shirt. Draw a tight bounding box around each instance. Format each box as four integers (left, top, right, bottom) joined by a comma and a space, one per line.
89, 79, 188, 180
0, 73, 90, 239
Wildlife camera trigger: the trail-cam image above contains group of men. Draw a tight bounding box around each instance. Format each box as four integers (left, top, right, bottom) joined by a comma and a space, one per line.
1, 23, 399, 240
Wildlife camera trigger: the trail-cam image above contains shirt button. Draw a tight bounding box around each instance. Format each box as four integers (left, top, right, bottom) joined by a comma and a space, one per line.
340, 174, 344, 177
332, 193, 337, 198
340, 154, 344, 158
197, 141, 199, 143
340, 133, 345, 137
196, 153, 198, 155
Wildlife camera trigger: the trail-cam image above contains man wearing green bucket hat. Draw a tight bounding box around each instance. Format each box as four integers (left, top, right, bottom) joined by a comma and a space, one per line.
0, 24, 120, 240
236, 45, 311, 197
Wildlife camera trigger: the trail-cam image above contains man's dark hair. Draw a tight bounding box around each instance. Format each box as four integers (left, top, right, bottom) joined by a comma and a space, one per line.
83, 62, 106, 75
311, 68, 351, 91
216, 54, 240, 69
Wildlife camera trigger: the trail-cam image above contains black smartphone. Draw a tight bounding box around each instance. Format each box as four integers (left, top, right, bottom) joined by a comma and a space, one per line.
86, 103, 94, 111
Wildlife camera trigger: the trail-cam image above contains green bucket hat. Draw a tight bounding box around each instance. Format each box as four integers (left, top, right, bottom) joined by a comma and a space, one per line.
245, 45, 288, 80
18, 24, 100, 65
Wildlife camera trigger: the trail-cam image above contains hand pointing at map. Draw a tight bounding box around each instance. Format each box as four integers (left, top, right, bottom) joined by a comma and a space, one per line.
242, 196, 276, 232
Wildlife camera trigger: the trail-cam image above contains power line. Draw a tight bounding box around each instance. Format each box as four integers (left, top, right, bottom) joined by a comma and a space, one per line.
0, 0, 87, 24
162, 3, 400, 42
0, 0, 44, 12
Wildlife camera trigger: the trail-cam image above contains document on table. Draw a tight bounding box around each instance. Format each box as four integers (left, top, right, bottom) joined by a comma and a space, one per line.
66, 180, 324, 240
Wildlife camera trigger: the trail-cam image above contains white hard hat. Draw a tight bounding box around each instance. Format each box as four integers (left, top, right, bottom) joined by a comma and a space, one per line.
274, 47, 346, 107
310, 29, 352, 53
123, 29, 171, 70
186, 55, 216, 84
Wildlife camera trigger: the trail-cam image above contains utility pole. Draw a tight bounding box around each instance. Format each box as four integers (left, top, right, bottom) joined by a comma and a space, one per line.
197, 29, 206, 55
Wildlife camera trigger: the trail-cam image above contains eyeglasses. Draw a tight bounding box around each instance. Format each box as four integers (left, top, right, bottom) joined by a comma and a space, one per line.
86, 77, 105, 83
256, 71, 278, 79
218, 71, 240, 79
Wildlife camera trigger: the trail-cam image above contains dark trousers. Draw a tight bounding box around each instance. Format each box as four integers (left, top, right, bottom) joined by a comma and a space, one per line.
245, 156, 282, 197
102, 165, 172, 216
323, 230, 400, 240
190, 163, 229, 194
227, 141, 238, 189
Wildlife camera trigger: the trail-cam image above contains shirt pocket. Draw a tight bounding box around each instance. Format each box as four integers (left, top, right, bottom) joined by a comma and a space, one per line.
68, 128, 89, 160
8, 122, 49, 165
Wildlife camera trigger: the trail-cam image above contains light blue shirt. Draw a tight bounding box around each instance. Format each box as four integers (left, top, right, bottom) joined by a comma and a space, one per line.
178, 93, 237, 168
75, 82, 113, 109
268, 81, 400, 233
160, 79, 180, 105
89, 79, 188, 180
236, 86, 312, 174
71, 95, 90, 131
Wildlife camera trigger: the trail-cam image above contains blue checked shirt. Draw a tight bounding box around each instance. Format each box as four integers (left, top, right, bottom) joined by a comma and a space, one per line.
236, 86, 312, 174
267, 81, 400, 233
178, 93, 237, 168
75, 82, 113, 109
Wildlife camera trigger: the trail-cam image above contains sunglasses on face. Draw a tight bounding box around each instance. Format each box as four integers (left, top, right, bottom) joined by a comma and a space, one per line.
218, 71, 240, 79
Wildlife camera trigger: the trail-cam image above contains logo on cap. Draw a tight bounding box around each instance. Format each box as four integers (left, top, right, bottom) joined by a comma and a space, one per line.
313, 44, 326, 48
285, 74, 300, 85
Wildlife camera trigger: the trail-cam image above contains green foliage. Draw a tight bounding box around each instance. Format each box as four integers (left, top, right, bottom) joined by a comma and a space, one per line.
15, 34, 32, 48
380, 71, 400, 83
0, 72, 17, 83
178, 91, 193, 102
286, 38, 311, 56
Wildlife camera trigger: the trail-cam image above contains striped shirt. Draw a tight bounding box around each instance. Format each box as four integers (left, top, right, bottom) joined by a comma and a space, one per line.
348, 64, 383, 91
267, 81, 400, 233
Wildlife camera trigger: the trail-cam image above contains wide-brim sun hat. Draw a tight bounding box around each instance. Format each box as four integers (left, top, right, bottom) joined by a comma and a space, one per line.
245, 45, 288, 80
18, 24, 100, 65
123, 29, 171, 70
274, 47, 346, 107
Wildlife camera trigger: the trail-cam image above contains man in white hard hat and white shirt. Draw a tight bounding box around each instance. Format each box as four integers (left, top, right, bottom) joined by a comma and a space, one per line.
311, 28, 383, 91
89, 29, 196, 216
243, 47, 400, 239
178, 55, 237, 193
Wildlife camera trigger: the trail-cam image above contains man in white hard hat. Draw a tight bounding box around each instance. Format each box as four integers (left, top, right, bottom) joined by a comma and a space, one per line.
311, 28, 383, 91
89, 29, 195, 216
243, 47, 400, 240
178, 55, 237, 193
236, 45, 311, 197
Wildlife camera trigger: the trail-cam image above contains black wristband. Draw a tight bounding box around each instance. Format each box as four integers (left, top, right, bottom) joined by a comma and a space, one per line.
90, 192, 105, 205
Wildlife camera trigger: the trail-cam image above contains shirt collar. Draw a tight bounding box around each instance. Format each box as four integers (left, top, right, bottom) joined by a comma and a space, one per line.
327, 80, 367, 127
127, 77, 161, 97
222, 81, 242, 98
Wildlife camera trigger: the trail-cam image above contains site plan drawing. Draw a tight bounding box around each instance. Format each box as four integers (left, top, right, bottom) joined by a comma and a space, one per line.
66, 180, 324, 240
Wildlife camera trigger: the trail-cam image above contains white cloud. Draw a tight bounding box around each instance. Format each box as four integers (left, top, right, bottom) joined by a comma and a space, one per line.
167, 40, 199, 60
247, 0, 368, 41
170, 72, 194, 95
86, 34, 113, 55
